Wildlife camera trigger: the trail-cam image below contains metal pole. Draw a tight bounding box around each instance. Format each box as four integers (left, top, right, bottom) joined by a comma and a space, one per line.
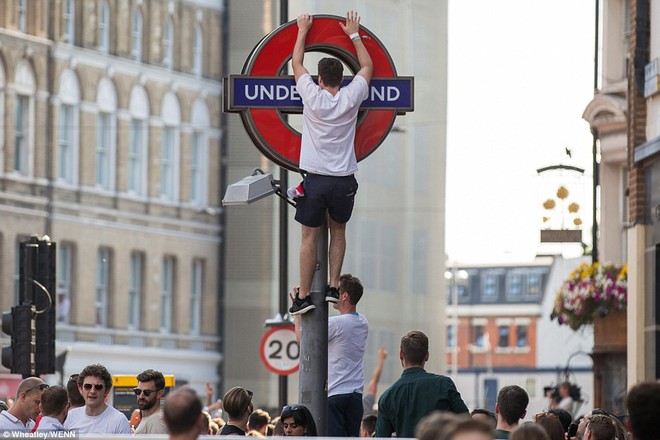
278, 0, 289, 411
299, 226, 328, 435
592, 0, 600, 263
452, 267, 458, 379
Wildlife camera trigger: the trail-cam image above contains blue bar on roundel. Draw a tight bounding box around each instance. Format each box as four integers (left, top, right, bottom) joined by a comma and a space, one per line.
226, 75, 414, 112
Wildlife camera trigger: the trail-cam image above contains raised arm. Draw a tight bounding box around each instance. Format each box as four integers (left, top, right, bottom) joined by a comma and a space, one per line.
339, 11, 373, 83
292, 14, 312, 81
365, 346, 388, 396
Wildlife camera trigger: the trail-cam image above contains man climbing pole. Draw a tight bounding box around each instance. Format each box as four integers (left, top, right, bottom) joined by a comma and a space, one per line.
288, 11, 373, 316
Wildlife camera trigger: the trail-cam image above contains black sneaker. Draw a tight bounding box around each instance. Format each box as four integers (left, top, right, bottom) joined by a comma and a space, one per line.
325, 286, 339, 303
289, 296, 316, 315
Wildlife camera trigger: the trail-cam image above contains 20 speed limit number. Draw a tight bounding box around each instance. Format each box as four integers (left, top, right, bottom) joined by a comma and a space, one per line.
260, 327, 300, 375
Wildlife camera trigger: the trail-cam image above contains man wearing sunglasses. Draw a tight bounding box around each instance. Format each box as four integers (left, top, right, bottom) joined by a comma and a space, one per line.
134, 369, 168, 434
64, 363, 131, 434
0, 377, 47, 432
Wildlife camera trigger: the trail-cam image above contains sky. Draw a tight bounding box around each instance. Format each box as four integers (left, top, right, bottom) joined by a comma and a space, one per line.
445, 0, 598, 264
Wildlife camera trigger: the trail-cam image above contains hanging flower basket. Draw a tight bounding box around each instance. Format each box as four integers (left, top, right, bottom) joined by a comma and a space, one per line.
551, 262, 627, 331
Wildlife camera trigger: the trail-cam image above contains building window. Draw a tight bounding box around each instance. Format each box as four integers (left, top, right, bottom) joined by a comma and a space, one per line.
57, 243, 73, 323
447, 325, 456, 348
58, 104, 75, 183
128, 252, 143, 330
161, 256, 175, 332
516, 325, 528, 347
482, 273, 499, 301
160, 126, 178, 201
18, 0, 27, 32
99, 0, 109, 53
190, 259, 203, 335
473, 325, 485, 348
132, 7, 142, 62
190, 132, 206, 205
192, 24, 203, 77
96, 112, 112, 189
96, 248, 111, 327
526, 273, 542, 299
379, 224, 398, 291
63, 0, 75, 43
14, 95, 28, 174
163, 17, 174, 70
128, 119, 146, 195
506, 272, 523, 300
498, 325, 510, 348
412, 229, 427, 295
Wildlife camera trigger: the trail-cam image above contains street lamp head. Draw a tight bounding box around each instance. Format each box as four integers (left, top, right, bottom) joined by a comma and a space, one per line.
222, 171, 276, 206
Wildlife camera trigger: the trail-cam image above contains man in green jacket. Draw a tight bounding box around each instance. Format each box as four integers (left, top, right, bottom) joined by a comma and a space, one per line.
375, 330, 468, 437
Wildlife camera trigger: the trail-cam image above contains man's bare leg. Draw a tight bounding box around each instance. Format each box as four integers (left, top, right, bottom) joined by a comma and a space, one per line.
328, 217, 347, 289
299, 224, 322, 299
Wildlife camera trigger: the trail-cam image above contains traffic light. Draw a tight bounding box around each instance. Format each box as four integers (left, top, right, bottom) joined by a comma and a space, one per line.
1, 235, 56, 378
1, 304, 35, 377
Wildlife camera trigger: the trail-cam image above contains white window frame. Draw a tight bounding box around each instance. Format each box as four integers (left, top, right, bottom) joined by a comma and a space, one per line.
132, 7, 142, 62
160, 126, 178, 201
161, 256, 175, 332
13, 61, 35, 177
128, 252, 143, 330
189, 131, 206, 205
14, 95, 29, 175
58, 104, 75, 183
57, 243, 73, 324
192, 24, 202, 77
63, 0, 75, 44
96, 248, 111, 327
96, 112, 112, 189
128, 86, 149, 197
99, 0, 110, 53
18, 0, 27, 32
163, 17, 174, 70
190, 259, 203, 335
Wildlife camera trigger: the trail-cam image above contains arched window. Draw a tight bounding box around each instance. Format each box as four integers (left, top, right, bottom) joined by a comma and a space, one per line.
57, 69, 81, 185
128, 86, 149, 196
160, 92, 180, 202
96, 78, 117, 190
163, 16, 174, 70
99, 0, 110, 53
132, 7, 143, 62
190, 99, 209, 206
13, 60, 36, 177
192, 23, 203, 77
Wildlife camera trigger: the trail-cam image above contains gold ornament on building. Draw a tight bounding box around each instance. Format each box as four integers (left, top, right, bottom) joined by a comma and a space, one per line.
543, 216, 549, 223
556, 186, 569, 199
568, 202, 580, 213
543, 199, 556, 210
573, 218, 582, 226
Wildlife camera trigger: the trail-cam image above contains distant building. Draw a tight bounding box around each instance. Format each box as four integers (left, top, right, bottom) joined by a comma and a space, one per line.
445, 257, 594, 418
0, 1, 224, 393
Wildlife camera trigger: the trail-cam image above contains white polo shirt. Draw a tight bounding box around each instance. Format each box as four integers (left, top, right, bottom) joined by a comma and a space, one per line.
0, 411, 34, 432
296, 73, 369, 176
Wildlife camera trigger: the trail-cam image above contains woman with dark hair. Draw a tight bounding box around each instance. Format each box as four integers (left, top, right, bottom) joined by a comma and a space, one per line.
280, 405, 317, 436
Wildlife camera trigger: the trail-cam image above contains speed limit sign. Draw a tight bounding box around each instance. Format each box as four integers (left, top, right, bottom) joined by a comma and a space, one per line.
260, 326, 300, 375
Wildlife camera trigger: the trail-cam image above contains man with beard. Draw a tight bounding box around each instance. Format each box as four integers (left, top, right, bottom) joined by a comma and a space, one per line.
63, 364, 131, 434
134, 369, 168, 434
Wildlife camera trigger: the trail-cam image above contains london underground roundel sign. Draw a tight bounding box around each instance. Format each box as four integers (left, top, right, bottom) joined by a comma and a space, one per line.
224, 15, 414, 171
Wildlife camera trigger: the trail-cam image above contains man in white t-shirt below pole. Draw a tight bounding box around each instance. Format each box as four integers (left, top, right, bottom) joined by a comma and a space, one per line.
63, 364, 131, 434
294, 274, 368, 436
289, 10, 373, 316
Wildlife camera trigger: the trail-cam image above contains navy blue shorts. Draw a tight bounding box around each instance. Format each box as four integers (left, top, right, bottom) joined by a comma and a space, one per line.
295, 174, 358, 228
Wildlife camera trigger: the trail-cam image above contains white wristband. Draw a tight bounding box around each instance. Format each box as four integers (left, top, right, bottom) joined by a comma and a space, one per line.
349, 32, 360, 41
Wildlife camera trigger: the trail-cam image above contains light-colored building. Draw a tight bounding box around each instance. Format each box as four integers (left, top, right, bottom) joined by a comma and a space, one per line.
584, 0, 660, 386
224, 0, 449, 408
0, 0, 225, 397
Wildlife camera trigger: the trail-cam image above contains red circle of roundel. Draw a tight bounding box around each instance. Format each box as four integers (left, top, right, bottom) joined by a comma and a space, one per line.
241, 15, 398, 172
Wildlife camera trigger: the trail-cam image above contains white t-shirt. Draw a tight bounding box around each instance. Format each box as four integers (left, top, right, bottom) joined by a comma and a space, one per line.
64, 405, 131, 434
296, 73, 369, 176
328, 312, 369, 397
